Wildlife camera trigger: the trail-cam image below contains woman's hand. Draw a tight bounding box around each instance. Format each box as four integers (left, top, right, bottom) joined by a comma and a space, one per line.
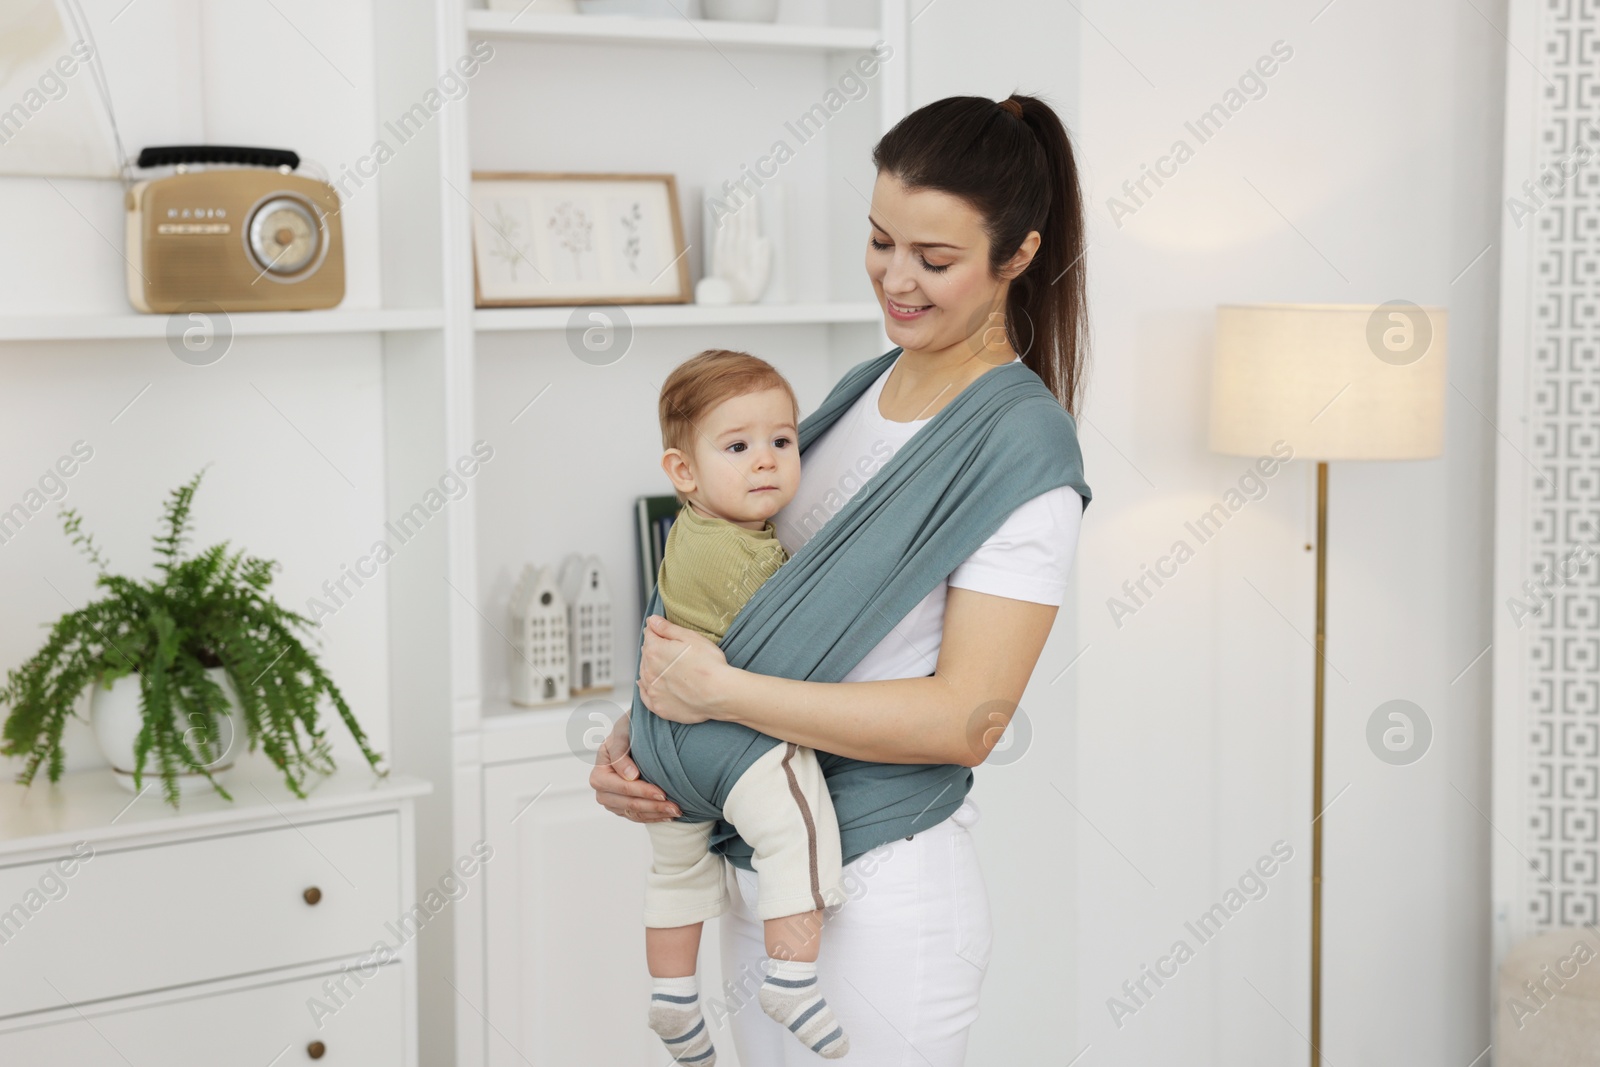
590, 711, 682, 822
637, 614, 731, 725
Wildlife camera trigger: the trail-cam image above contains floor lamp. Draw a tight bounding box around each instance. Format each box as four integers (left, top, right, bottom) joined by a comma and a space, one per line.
1207, 303, 1447, 1066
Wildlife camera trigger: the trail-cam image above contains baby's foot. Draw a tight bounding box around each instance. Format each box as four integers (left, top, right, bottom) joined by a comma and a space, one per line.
648, 974, 717, 1064
758, 958, 850, 1059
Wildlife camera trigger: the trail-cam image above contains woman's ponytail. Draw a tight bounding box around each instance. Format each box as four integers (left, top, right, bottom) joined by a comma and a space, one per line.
872, 93, 1090, 416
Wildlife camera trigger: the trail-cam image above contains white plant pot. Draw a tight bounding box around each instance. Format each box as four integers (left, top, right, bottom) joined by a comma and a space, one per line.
702, 0, 777, 20
90, 666, 250, 795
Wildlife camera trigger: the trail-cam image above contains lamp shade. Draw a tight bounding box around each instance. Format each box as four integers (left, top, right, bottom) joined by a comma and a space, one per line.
1208, 303, 1447, 461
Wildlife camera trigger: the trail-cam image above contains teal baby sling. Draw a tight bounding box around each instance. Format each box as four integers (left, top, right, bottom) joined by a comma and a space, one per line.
628, 347, 1092, 871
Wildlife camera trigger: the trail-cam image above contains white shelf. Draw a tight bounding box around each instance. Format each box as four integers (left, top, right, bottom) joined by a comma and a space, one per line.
474, 300, 881, 332
465, 10, 881, 52
0, 308, 445, 342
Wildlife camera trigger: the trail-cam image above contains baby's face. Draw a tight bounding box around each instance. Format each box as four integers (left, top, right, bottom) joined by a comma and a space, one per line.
686, 387, 800, 525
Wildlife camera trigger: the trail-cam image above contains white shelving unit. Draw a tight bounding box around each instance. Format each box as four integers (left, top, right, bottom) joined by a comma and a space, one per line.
0, 2, 904, 1064
0, 4, 457, 1064
450, 0, 904, 726
442, 3, 905, 1065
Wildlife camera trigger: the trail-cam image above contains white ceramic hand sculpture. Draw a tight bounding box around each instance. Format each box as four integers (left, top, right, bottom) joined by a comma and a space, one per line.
712, 206, 772, 304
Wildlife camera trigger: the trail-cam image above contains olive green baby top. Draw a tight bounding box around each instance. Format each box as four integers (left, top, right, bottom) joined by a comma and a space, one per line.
655, 501, 789, 644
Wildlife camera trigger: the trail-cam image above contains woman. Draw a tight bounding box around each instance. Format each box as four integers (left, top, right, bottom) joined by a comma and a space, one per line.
592, 92, 1091, 1064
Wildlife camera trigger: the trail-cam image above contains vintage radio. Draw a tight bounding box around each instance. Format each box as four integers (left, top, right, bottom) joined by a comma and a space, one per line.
125, 145, 344, 313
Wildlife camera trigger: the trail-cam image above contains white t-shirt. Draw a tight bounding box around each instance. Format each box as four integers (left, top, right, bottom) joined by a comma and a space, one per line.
771, 355, 1084, 683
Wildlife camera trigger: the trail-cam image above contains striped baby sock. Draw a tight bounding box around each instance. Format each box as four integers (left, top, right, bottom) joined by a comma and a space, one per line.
758, 957, 850, 1059
648, 974, 717, 1065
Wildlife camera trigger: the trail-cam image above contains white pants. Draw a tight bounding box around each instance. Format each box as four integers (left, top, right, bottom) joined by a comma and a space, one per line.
716, 796, 993, 1066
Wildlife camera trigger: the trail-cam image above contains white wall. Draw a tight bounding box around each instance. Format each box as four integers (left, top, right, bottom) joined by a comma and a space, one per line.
909, 1, 1501, 1063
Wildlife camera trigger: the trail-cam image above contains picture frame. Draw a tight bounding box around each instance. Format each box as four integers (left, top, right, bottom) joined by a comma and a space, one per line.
469, 171, 691, 307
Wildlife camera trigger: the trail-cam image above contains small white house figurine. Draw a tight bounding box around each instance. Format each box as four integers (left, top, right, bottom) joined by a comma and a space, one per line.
558, 552, 615, 694
509, 563, 570, 706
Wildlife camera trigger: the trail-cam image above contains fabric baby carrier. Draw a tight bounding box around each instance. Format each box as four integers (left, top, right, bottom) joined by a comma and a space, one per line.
628, 346, 1093, 869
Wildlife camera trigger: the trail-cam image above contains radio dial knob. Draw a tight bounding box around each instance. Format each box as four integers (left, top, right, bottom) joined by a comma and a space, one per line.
247, 196, 321, 276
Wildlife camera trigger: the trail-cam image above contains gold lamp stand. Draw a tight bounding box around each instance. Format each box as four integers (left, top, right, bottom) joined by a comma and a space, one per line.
1311, 461, 1327, 1064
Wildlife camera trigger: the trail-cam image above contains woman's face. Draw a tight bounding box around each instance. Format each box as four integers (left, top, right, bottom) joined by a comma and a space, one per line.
864, 170, 1038, 356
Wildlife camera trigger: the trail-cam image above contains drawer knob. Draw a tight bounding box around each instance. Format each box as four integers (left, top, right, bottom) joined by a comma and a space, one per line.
303, 886, 322, 906
307, 1039, 327, 1059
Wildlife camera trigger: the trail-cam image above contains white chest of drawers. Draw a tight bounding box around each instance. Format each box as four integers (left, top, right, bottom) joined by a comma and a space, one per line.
0, 755, 432, 1066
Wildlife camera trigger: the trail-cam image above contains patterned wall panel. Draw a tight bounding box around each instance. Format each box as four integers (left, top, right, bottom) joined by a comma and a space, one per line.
1517, 0, 1600, 937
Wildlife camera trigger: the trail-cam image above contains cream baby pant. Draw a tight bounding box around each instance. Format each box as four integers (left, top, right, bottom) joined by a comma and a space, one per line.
643, 739, 843, 927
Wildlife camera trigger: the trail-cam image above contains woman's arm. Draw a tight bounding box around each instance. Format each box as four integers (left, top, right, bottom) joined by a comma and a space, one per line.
637, 587, 1057, 767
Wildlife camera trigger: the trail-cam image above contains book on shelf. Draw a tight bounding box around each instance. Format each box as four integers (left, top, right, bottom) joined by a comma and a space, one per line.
635, 494, 682, 616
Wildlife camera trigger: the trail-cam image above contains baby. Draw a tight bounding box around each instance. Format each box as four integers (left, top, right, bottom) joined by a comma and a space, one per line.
642, 348, 850, 1064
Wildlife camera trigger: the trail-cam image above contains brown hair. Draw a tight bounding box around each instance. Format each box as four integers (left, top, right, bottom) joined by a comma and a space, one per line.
658, 349, 799, 476
871, 92, 1090, 415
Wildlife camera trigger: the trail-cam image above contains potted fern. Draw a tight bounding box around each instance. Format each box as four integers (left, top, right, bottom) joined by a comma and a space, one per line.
0, 466, 387, 808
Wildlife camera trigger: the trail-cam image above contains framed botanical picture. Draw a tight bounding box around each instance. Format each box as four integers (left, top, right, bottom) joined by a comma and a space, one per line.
469, 172, 691, 307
